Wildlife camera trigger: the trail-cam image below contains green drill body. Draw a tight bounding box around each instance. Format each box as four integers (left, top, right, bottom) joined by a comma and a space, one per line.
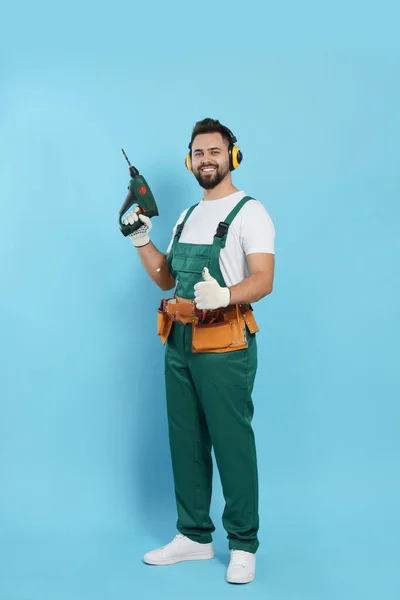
119, 149, 159, 236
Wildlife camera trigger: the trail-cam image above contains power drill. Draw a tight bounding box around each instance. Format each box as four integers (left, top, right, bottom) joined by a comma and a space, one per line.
119, 149, 159, 236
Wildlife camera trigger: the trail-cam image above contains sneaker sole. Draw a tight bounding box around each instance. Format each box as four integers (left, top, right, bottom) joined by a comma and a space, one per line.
226, 571, 255, 584
143, 550, 215, 566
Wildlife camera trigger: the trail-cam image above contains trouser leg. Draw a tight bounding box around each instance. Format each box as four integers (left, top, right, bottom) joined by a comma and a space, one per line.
165, 323, 215, 544
189, 331, 260, 553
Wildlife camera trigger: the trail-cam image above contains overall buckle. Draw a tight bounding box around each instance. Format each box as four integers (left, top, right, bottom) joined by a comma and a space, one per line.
215, 221, 230, 238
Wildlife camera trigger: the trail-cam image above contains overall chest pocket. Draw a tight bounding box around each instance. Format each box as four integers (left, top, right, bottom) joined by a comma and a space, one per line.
171, 254, 212, 275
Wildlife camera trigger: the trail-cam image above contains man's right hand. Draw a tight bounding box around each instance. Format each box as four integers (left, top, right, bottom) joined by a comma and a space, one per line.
123, 207, 153, 247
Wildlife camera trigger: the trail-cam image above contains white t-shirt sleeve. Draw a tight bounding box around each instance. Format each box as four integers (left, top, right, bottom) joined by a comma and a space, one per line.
240, 200, 275, 255
166, 209, 189, 255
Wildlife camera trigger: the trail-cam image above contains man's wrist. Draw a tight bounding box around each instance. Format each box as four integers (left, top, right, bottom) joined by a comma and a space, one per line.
131, 235, 150, 248
224, 286, 231, 306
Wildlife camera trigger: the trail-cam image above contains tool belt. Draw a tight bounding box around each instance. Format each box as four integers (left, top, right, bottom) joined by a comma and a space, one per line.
157, 295, 260, 353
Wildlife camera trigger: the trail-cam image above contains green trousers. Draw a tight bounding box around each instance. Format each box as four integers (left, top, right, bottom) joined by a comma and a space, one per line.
165, 322, 259, 554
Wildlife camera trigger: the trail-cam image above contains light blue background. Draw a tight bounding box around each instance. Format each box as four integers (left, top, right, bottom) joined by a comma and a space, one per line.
1, 1, 399, 599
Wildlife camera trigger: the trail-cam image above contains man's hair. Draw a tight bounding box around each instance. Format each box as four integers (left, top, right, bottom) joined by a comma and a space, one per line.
189, 118, 234, 150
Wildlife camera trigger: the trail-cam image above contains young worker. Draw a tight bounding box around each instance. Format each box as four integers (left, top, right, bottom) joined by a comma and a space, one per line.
123, 118, 275, 584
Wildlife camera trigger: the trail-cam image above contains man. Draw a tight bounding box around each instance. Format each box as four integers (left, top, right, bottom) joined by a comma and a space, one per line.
123, 118, 275, 584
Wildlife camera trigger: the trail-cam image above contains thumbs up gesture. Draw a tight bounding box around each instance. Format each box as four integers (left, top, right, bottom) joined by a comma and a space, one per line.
194, 267, 231, 310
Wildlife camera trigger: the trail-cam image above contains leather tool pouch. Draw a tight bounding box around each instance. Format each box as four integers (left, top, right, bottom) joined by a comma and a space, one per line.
242, 309, 260, 335
157, 309, 173, 345
191, 313, 249, 354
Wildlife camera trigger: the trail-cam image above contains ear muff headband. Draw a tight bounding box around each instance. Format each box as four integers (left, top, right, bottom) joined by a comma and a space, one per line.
185, 126, 243, 172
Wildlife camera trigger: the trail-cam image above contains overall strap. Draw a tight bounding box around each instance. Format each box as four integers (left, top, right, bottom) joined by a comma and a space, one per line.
167, 204, 198, 274
209, 195, 254, 287
174, 203, 198, 240
213, 195, 254, 250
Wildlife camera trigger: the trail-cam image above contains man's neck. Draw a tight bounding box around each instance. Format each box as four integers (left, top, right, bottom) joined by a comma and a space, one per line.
202, 180, 239, 201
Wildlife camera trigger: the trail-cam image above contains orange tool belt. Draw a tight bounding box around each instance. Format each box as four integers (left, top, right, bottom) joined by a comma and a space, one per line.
157, 295, 260, 353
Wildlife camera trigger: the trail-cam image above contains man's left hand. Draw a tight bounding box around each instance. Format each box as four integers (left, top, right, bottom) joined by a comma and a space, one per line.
194, 267, 231, 310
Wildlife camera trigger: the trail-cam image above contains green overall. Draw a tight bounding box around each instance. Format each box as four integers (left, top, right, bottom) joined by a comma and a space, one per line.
165, 196, 260, 554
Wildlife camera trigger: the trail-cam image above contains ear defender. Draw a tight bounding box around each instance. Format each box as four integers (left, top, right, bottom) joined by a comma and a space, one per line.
185, 152, 193, 173
229, 144, 243, 171
185, 126, 243, 172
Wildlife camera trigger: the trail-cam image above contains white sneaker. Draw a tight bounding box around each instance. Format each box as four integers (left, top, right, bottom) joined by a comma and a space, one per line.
226, 549, 256, 584
143, 534, 214, 565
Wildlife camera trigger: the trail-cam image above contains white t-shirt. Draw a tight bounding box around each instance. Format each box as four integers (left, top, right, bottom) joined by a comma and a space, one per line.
166, 191, 275, 287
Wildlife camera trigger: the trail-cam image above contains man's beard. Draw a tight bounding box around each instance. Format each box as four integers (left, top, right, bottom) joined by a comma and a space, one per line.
194, 164, 230, 190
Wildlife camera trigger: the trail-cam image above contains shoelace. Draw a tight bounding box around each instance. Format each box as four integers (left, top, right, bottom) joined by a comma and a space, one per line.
161, 534, 186, 549
230, 550, 251, 567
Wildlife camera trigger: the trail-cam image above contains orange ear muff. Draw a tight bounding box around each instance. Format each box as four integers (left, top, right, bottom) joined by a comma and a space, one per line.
185, 153, 192, 172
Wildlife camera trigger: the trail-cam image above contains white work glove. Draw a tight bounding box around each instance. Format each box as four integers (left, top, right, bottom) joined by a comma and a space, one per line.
123, 207, 152, 247
194, 267, 231, 310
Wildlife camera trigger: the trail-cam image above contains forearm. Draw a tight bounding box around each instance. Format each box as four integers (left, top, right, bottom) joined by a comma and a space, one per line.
136, 241, 175, 291
228, 272, 273, 305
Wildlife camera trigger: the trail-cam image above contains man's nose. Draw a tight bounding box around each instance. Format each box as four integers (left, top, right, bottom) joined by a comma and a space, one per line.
201, 156, 216, 165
